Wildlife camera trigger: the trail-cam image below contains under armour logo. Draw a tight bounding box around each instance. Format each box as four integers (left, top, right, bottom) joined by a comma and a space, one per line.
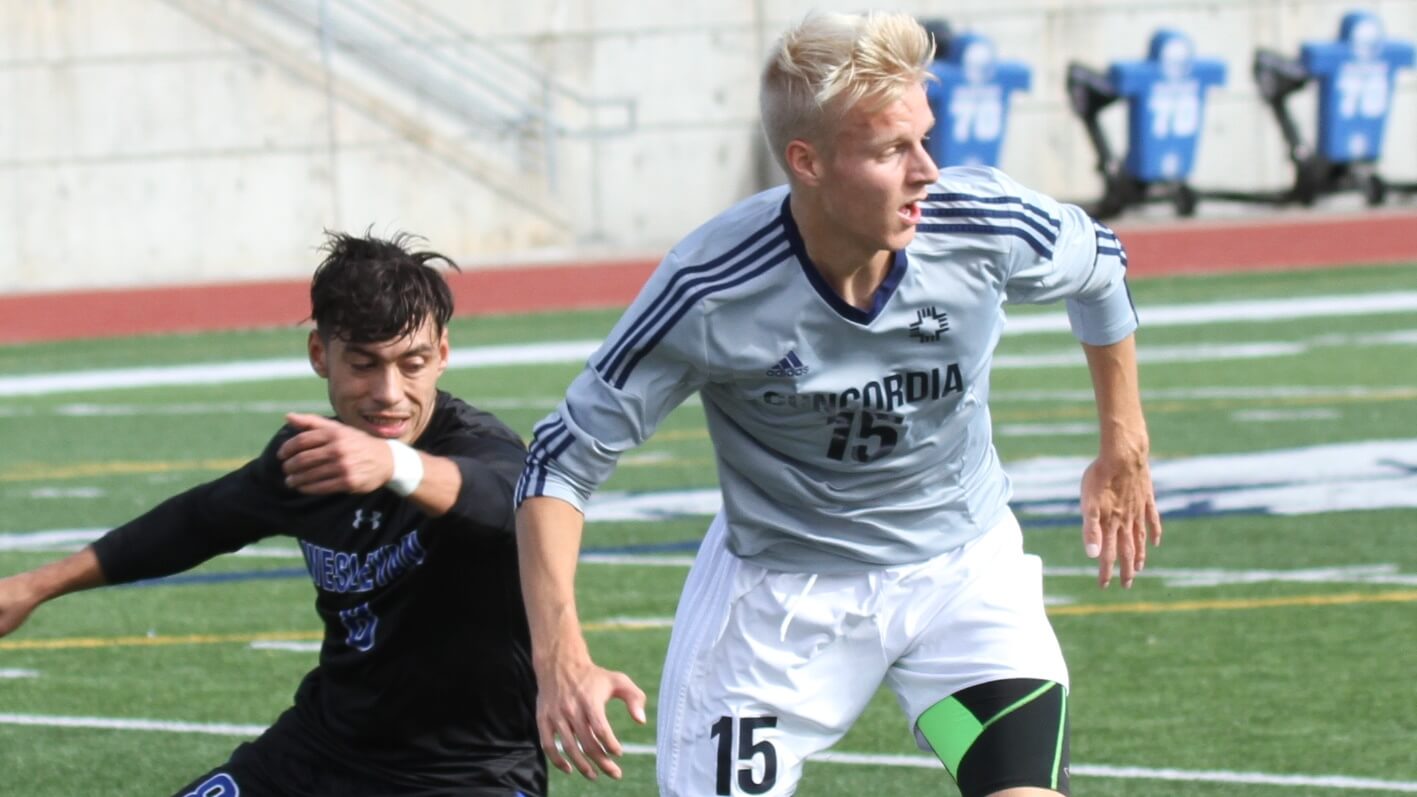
352, 510, 383, 530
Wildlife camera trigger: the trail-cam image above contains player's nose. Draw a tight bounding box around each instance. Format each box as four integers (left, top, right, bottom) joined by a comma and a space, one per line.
368, 364, 404, 404
910, 141, 940, 185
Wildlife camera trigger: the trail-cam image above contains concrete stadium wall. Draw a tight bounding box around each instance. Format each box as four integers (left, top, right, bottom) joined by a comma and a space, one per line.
2, 0, 1414, 293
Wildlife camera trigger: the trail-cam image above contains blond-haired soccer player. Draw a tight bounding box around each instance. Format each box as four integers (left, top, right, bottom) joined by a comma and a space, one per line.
515, 12, 1162, 797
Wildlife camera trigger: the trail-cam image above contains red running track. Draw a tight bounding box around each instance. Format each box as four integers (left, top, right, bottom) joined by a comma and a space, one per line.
2, 211, 1415, 344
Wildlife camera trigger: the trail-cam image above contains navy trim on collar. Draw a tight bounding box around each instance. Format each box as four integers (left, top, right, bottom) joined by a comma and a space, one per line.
780, 196, 908, 326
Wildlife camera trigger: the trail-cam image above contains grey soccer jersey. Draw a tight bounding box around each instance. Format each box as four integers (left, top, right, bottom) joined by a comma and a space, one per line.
519, 166, 1136, 572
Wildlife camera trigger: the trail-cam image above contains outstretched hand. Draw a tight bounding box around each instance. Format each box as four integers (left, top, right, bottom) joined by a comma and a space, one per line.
536, 658, 647, 780
277, 413, 394, 495
1080, 451, 1163, 589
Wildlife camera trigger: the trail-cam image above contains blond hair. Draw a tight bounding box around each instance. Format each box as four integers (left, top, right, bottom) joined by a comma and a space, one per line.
760, 11, 934, 172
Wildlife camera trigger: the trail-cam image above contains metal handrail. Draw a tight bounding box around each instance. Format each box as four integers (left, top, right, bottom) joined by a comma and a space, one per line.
251, 0, 634, 139
393, 0, 638, 131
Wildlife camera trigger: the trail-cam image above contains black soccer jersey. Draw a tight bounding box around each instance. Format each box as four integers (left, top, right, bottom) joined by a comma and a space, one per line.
91, 391, 545, 796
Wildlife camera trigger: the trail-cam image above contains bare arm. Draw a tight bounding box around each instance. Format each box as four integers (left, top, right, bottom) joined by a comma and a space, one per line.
518, 496, 592, 672
278, 412, 463, 517
517, 495, 645, 780
1081, 334, 1164, 588
0, 547, 107, 638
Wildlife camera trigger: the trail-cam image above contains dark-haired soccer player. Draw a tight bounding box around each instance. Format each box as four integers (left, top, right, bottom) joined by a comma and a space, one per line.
0, 232, 545, 797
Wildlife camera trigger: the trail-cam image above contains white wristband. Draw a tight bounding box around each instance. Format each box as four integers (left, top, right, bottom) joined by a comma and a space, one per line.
385, 439, 425, 497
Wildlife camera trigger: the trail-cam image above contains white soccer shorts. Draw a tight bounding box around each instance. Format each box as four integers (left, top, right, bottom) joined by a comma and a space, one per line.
655, 509, 1067, 797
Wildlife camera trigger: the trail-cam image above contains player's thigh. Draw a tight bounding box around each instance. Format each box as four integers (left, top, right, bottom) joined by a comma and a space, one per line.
658, 520, 886, 796
885, 513, 1070, 796
886, 510, 1068, 719
917, 677, 1070, 797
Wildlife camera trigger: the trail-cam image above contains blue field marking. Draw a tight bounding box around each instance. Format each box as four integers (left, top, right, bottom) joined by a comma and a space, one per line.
119, 567, 310, 589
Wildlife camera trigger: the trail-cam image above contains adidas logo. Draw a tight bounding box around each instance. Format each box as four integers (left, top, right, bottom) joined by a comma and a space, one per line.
766, 350, 810, 378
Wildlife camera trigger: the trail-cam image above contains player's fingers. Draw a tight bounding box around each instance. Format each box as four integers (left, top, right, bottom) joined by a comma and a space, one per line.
539, 719, 572, 774
1079, 469, 1104, 560
1098, 516, 1119, 589
625, 688, 648, 725
1133, 517, 1148, 573
283, 464, 313, 488
285, 466, 348, 494
276, 429, 327, 461
559, 720, 598, 780
1081, 511, 1103, 561
584, 707, 622, 758
1148, 499, 1164, 547
609, 672, 648, 724
546, 698, 598, 780
280, 446, 334, 477
283, 457, 341, 484
572, 694, 621, 777
285, 412, 336, 430
582, 720, 624, 779
289, 476, 347, 495
1117, 517, 1137, 589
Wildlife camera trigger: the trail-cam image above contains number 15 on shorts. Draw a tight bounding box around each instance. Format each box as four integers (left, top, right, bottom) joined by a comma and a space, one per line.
711, 715, 779, 795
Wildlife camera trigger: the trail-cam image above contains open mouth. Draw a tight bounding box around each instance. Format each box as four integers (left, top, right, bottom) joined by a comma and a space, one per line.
363, 415, 410, 438
899, 200, 923, 224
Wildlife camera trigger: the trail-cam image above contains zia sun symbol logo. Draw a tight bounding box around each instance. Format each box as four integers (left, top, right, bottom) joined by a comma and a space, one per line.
908, 306, 949, 343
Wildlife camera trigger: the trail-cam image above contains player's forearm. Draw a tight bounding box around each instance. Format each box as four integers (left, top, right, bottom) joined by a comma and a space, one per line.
402, 453, 462, 517
516, 496, 593, 672
18, 547, 108, 603
1082, 335, 1150, 461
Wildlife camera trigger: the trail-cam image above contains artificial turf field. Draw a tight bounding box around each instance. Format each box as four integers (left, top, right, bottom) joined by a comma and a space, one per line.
2, 262, 1416, 796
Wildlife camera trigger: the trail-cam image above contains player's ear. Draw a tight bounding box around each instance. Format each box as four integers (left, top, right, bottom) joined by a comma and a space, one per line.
308, 329, 330, 378
785, 138, 823, 187
435, 327, 450, 376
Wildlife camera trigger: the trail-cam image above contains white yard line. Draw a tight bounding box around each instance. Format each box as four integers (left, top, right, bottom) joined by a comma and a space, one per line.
0, 529, 300, 559
0, 395, 686, 417
0, 713, 266, 737
1000, 385, 1417, 402
1065, 764, 1417, 792
0, 342, 598, 397
0, 713, 1411, 791
996, 330, 1417, 369
579, 553, 697, 567
249, 641, 321, 653
27, 487, 106, 499
4, 292, 1417, 397
1231, 408, 1342, 422
1004, 291, 1417, 333
997, 422, 1097, 437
